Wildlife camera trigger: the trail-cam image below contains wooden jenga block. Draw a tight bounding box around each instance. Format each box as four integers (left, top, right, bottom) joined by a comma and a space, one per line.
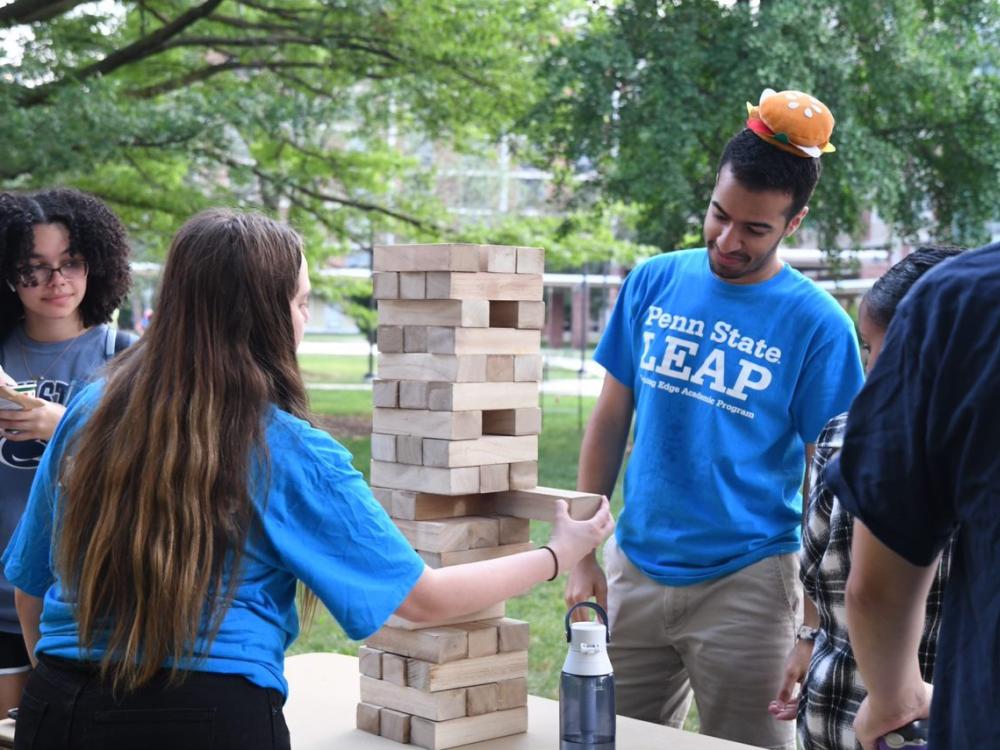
515, 246, 544, 274
372, 379, 399, 408
477, 245, 517, 274
425, 272, 543, 302
495, 515, 530, 544
377, 325, 404, 353
485, 355, 514, 382
497, 677, 528, 709
371, 433, 397, 463
479, 463, 510, 493
396, 435, 423, 465
482, 407, 541, 436
393, 516, 499, 553
359, 676, 467, 722
372, 408, 481, 440
366, 626, 468, 663
371, 487, 394, 513
495, 618, 531, 652
508, 461, 537, 489
490, 301, 546, 330
378, 353, 487, 383
422, 435, 537, 469
358, 646, 383, 678
453, 621, 499, 658
410, 707, 528, 750
406, 651, 527, 692
466, 683, 499, 716
419, 542, 533, 568
380, 708, 412, 743
387, 602, 505, 631
427, 382, 538, 412
426, 327, 541, 356
356, 701, 382, 735
514, 354, 543, 382
373, 271, 399, 299
382, 652, 408, 686
371, 461, 480, 495
391, 491, 495, 521
487, 486, 603, 521
398, 381, 431, 409
399, 271, 426, 299
375, 244, 481, 273
378, 299, 489, 328
404, 325, 430, 353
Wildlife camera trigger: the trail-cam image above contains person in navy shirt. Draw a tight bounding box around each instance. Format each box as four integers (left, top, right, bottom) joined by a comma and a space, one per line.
827, 242, 1000, 750
564, 96, 864, 749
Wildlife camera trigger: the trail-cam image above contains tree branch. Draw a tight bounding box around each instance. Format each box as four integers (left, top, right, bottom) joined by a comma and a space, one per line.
0, 0, 89, 27
129, 60, 352, 99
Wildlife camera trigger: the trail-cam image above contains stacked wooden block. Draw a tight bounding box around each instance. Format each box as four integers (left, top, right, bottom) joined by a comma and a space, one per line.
357, 244, 601, 749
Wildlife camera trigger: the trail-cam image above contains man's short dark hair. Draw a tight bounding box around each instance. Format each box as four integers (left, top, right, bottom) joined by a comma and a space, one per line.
717, 129, 822, 221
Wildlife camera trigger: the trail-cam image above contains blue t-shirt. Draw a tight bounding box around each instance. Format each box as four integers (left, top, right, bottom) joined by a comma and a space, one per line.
2, 382, 425, 697
596, 249, 863, 585
826, 242, 1000, 749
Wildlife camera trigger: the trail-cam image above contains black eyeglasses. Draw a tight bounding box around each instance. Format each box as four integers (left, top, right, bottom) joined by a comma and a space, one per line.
13, 259, 89, 288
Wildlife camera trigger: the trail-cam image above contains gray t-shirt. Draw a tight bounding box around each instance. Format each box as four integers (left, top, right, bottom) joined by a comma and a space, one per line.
0, 324, 128, 632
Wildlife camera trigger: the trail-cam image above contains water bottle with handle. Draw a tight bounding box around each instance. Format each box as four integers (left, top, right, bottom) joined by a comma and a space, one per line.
560, 602, 615, 750
877, 719, 929, 749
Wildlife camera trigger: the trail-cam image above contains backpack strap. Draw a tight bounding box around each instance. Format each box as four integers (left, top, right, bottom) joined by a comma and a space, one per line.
104, 326, 135, 361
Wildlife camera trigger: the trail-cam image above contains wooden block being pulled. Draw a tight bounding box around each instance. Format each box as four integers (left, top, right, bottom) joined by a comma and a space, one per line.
356, 702, 382, 735
404, 325, 430, 353
382, 652, 408, 686
372, 379, 399, 408
372, 408, 481, 440
516, 246, 544, 274
425, 272, 543, 302
509, 461, 537, 490
514, 354, 543, 382
373, 271, 399, 299
380, 708, 412, 743
497, 677, 528, 709
495, 515, 530, 544
478, 245, 517, 274
479, 463, 510, 493
396, 435, 423, 465
391, 491, 496, 521
398, 381, 430, 409
378, 299, 489, 328
378, 353, 487, 383
486, 355, 514, 382
375, 244, 481, 273
482, 407, 541, 436
453, 621, 499, 658
393, 516, 499, 553
366, 625, 468, 664
400, 271, 426, 299
419, 542, 533, 568
358, 646, 383, 679
490, 301, 546, 330
426, 327, 541, 356
377, 325, 403, 353
486, 486, 603, 521
410, 707, 528, 750
466, 683, 499, 716
371, 433, 397, 463
427, 382, 538, 412
359, 676, 467, 722
406, 650, 527, 692
386, 601, 505, 631
496, 618, 531, 653
422, 435, 537, 469
371, 461, 480, 495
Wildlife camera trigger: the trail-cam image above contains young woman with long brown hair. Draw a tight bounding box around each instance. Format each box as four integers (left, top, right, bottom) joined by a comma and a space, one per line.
1, 210, 613, 749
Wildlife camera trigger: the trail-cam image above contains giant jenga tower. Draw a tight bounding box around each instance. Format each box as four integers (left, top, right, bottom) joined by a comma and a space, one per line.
356, 244, 601, 749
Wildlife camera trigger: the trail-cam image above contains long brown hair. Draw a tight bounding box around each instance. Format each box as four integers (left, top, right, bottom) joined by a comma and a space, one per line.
56, 210, 310, 692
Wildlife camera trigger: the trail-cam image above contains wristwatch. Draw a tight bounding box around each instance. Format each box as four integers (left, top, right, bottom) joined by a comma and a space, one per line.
795, 624, 820, 643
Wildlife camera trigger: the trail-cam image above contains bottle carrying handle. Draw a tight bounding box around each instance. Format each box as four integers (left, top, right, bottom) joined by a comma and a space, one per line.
565, 602, 611, 644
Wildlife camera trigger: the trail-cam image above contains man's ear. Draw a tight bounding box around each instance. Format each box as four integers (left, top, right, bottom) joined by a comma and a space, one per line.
784, 206, 809, 238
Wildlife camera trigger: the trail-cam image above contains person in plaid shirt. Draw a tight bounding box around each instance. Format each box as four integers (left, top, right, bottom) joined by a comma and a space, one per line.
768, 246, 959, 750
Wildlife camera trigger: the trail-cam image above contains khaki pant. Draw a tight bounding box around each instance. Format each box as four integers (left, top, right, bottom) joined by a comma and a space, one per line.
605, 536, 801, 750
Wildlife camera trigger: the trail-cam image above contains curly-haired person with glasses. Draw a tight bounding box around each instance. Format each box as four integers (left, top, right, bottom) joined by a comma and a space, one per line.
0, 188, 134, 715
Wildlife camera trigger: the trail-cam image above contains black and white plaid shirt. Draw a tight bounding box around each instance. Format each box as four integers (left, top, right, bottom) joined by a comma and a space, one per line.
798, 413, 952, 750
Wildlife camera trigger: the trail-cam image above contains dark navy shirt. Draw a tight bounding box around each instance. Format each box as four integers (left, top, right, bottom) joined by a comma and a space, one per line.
826, 242, 1000, 748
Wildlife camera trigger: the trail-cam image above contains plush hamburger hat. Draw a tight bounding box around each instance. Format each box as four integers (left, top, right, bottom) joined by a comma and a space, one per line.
746, 88, 836, 158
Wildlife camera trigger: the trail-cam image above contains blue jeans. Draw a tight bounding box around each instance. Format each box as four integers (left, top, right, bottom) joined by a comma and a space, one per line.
15, 655, 290, 750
